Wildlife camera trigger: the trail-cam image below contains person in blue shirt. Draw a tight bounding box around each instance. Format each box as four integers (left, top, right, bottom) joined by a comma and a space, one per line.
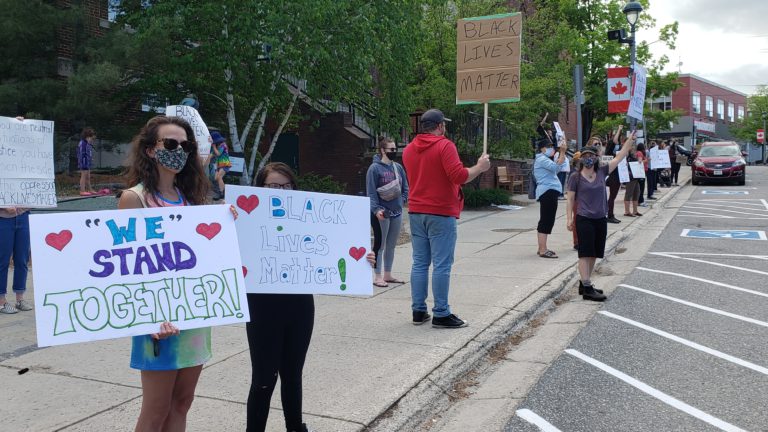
534, 136, 567, 258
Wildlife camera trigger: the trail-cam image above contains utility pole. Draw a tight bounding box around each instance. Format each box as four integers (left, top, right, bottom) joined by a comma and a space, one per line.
763, 112, 767, 164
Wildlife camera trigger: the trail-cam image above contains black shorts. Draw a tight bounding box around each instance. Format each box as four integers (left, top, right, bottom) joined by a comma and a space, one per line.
537, 189, 560, 234
575, 215, 608, 258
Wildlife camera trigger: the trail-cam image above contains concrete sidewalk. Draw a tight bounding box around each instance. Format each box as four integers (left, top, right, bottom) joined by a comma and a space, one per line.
0, 171, 690, 432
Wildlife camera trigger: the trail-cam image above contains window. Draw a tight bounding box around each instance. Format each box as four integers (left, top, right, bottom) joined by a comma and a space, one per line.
728, 103, 735, 122
692, 92, 701, 114
717, 99, 725, 120
738, 105, 745, 121
705, 96, 714, 117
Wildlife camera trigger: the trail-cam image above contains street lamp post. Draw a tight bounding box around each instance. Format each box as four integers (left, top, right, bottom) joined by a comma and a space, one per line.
622, 2, 643, 129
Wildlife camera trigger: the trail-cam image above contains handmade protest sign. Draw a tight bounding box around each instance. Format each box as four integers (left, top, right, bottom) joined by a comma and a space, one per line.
225, 185, 372, 296
627, 63, 647, 121
650, 146, 671, 169
0, 116, 56, 208
628, 161, 646, 179
165, 105, 212, 158
456, 12, 522, 104
617, 158, 630, 183
30, 205, 248, 347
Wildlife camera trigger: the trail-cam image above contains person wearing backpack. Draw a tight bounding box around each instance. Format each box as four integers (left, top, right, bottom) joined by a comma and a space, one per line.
566, 132, 635, 301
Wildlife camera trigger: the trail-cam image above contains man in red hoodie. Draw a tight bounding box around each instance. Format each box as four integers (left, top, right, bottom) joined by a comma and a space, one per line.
403, 109, 490, 328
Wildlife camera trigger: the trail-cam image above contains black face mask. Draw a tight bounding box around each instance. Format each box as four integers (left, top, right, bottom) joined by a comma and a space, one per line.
385, 151, 397, 160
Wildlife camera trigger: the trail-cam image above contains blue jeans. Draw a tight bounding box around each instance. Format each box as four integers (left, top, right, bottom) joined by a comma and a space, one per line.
0, 212, 31, 296
409, 213, 457, 318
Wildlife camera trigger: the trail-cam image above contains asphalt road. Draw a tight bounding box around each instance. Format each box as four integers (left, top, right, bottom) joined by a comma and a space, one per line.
506, 166, 768, 432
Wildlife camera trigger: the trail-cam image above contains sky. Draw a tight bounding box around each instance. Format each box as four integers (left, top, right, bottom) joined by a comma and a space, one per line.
640, 0, 768, 95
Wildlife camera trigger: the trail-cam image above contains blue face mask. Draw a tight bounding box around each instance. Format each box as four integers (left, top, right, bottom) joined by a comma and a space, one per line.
582, 157, 597, 168
614, 145, 620, 152
544, 148, 555, 157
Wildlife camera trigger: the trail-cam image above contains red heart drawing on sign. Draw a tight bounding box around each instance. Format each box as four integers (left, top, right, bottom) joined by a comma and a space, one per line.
348, 247, 366, 261
196, 223, 222, 240
236, 195, 259, 214
242, 266, 248, 277
45, 230, 73, 251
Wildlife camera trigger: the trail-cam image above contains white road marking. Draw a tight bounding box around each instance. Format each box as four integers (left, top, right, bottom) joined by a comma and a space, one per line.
618, 284, 768, 329
636, 267, 768, 299
762, 199, 768, 211
650, 253, 768, 276
599, 311, 768, 375
649, 252, 768, 259
516, 409, 563, 432
689, 201, 768, 210
681, 205, 768, 217
565, 349, 747, 432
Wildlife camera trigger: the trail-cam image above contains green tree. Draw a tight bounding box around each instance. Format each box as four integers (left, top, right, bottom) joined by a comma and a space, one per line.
732, 86, 768, 162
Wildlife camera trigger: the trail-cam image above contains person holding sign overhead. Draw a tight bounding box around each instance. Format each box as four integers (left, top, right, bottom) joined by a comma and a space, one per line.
119, 116, 232, 432
566, 132, 635, 301
533, 135, 567, 259
246, 162, 375, 432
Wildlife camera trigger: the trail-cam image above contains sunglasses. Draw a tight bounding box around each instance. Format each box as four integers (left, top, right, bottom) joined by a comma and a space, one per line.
158, 138, 192, 152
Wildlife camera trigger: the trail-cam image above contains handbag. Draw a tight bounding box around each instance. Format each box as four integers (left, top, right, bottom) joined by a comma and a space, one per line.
675, 154, 688, 164
376, 164, 402, 201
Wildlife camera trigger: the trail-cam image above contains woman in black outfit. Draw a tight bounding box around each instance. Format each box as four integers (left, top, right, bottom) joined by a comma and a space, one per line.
246, 163, 375, 432
604, 125, 623, 224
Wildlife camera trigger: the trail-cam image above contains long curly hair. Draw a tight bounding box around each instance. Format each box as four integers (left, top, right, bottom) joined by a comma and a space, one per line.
125, 116, 209, 205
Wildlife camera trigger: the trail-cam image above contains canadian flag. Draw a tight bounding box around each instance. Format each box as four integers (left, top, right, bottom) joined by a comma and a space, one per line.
758, 129, 765, 144
607, 67, 631, 113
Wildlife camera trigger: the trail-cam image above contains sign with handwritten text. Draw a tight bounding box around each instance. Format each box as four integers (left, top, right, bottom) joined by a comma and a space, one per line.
0, 116, 56, 208
627, 63, 647, 121
225, 185, 373, 296
165, 105, 212, 159
456, 12, 522, 104
30, 205, 248, 347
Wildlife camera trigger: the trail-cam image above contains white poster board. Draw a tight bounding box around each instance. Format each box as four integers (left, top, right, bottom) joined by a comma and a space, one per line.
30, 205, 248, 347
617, 158, 630, 183
0, 116, 56, 208
165, 105, 212, 158
225, 185, 373, 296
652, 147, 672, 169
553, 121, 564, 140
627, 63, 647, 121
229, 156, 245, 174
628, 161, 646, 179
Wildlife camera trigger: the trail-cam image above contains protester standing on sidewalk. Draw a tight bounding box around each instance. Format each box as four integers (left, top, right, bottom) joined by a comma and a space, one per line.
534, 136, 567, 259
646, 140, 658, 200
669, 140, 689, 186
0, 207, 32, 314
403, 109, 490, 329
367, 136, 409, 288
210, 131, 231, 200
247, 163, 375, 432
77, 127, 97, 196
566, 132, 635, 302
623, 141, 642, 217
605, 126, 623, 224
569, 150, 582, 251
120, 116, 222, 432
636, 143, 648, 208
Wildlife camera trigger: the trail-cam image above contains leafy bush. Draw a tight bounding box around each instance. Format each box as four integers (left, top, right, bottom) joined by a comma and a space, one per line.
297, 173, 346, 194
462, 188, 510, 208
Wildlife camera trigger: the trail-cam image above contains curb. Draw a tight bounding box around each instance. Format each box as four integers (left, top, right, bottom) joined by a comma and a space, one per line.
366, 176, 690, 431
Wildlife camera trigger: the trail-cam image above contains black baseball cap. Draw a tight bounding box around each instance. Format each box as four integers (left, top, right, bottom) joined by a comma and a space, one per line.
580, 146, 599, 155
420, 109, 451, 126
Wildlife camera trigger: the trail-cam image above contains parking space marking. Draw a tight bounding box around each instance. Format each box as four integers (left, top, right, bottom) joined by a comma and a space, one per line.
618, 285, 768, 329
691, 201, 768, 210
701, 190, 749, 195
650, 253, 768, 276
677, 211, 768, 220
516, 409, 562, 432
599, 312, 768, 375
565, 349, 747, 432
680, 229, 767, 240
650, 252, 768, 259
636, 267, 768, 299
681, 206, 768, 217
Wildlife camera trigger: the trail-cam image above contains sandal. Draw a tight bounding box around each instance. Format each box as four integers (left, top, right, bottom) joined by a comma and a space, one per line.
634, 212, 643, 216
373, 281, 389, 288
623, 213, 635, 217
537, 250, 558, 259
384, 278, 405, 284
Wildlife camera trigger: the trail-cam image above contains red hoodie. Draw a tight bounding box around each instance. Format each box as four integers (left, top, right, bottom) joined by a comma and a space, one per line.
403, 133, 469, 218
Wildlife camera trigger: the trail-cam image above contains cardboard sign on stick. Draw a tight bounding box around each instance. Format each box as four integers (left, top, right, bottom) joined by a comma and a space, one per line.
0, 116, 56, 208
30, 205, 248, 347
225, 185, 373, 296
456, 13, 522, 104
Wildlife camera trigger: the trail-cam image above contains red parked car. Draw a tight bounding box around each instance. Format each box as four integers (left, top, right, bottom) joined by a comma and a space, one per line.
691, 141, 746, 186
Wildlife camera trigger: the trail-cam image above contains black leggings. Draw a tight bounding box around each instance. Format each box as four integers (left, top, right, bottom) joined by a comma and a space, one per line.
607, 175, 620, 218
537, 189, 560, 234
671, 162, 682, 184
246, 294, 315, 432
371, 211, 382, 262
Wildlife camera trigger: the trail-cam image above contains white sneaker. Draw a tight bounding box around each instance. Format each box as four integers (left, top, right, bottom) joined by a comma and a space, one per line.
15, 300, 33, 311
0, 302, 18, 314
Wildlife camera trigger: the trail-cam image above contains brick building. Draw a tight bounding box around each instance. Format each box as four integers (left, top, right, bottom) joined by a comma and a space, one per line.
651, 74, 748, 149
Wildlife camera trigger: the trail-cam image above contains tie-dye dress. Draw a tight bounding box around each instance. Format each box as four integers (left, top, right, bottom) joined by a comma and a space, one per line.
128, 184, 212, 370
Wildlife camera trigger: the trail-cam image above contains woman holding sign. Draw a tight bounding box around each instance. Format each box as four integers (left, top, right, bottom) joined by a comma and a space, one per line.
566, 132, 634, 301
366, 136, 409, 288
119, 116, 217, 432
533, 136, 567, 258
